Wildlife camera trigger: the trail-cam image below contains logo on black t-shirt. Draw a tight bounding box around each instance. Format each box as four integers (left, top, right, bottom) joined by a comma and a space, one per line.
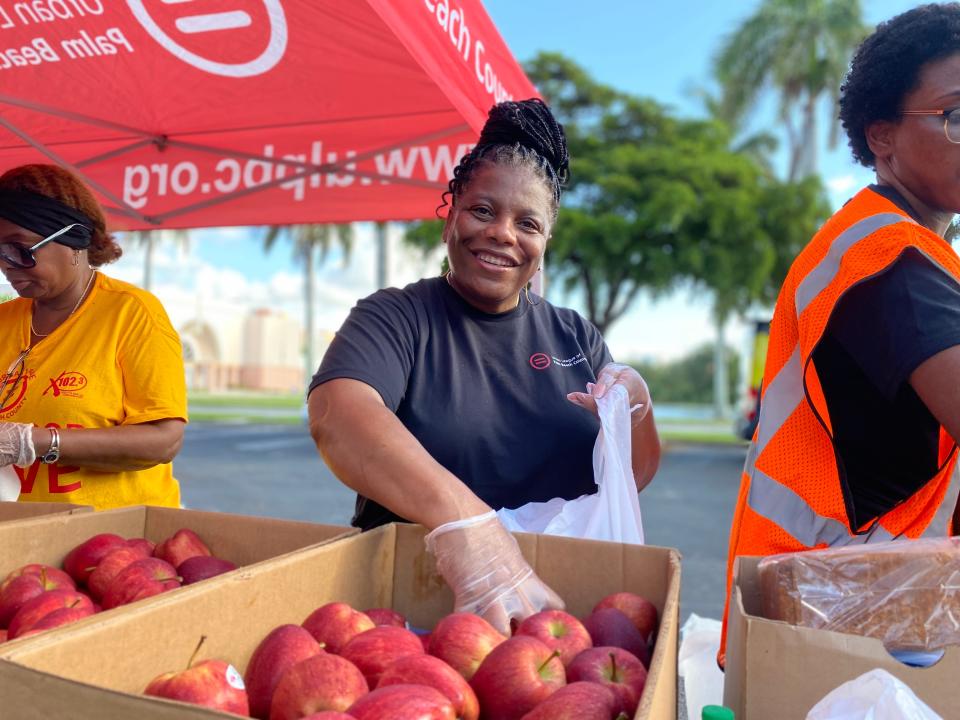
529, 352, 589, 370
529, 353, 552, 370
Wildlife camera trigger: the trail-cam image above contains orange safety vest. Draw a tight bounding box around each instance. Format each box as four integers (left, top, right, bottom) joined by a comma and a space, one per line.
718, 187, 960, 666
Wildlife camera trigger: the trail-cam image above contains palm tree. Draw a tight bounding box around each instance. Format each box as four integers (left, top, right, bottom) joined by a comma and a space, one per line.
714, 0, 868, 180
129, 229, 191, 291
263, 224, 354, 384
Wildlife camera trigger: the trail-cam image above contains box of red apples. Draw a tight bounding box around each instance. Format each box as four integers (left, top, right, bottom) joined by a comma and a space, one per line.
0, 505, 354, 647
0, 522, 679, 720
0, 501, 91, 525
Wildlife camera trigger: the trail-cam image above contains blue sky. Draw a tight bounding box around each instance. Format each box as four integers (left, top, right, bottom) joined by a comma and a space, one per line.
94, 1, 930, 367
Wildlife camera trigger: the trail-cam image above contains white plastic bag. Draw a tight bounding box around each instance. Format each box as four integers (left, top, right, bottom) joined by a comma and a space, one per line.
0, 464, 20, 501
677, 614, 724, 720
497, 384, 644, 544
805, 668, 942, 720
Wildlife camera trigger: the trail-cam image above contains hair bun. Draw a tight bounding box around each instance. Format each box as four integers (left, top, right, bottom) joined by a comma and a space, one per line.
476, 98, 569, 186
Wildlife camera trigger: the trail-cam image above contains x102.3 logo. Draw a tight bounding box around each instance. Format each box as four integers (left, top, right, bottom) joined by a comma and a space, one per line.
43, 371, 88, 399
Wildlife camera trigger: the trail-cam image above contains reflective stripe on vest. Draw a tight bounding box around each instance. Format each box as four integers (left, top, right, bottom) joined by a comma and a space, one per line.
744, 212, 915, 547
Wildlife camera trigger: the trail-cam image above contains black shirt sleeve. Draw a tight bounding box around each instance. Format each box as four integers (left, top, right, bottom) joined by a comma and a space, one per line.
308, 288, 422, 411
829, 247, 960, 401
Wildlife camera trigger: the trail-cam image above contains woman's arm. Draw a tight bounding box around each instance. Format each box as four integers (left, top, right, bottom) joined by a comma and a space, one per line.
309, 378, 491, 529
909, 344, 960, 535
29, 419, 185, 472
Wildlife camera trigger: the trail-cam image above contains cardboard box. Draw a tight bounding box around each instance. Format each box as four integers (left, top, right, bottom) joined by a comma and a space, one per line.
724, 555, 960, 718
0, 505, 355, 647
0, 523, 681, 720
0, 502, 91, 525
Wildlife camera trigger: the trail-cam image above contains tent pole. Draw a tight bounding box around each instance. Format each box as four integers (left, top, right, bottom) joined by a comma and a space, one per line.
375, 222, 389, 289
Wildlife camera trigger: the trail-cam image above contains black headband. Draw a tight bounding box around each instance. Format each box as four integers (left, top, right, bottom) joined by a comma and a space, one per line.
0, 189, 94, 248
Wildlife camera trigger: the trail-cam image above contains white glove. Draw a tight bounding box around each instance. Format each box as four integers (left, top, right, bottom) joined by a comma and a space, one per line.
0, 422, 36, 467
425, 511, 564, 635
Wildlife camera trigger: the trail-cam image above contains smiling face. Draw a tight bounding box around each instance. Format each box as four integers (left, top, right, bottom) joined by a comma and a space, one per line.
869, 52, 960, 220
443, 161, 554, 314
0, 218, 78, 300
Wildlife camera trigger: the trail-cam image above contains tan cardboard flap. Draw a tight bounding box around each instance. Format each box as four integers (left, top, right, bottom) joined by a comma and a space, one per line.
2, 523, 681, 720
0, 502, 91, 523
724, 554, 960, 718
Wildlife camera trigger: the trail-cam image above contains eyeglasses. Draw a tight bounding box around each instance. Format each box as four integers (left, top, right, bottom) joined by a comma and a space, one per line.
0, 348, 30, 411
900, 107, 960, 144
0, 223, 90, 270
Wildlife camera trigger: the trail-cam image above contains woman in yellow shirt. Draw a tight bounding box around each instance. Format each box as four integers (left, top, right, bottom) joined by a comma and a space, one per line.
0, 164, 187, 509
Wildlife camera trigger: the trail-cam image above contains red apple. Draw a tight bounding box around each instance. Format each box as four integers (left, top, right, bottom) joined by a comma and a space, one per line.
153, 528, 212, 569
1, 564, 74, 594
566, 647, 647, 718
8, 589, 94, 639
470, 636, 566, 720
418, 633, 431, 653
347, 684, 455, 720
520, 681, 621, 720
302, 602, 375, 654
178, 556, 237, 585
87, 544, 153, 602
300, 714, 356, 720
378, 653, 479, 720
582, 608, 651, 669
592, 592, 659, 646
427, 612, 506, 681
62, 533, 126, 584
340, 626, 424, 688
516, 610, 593, 667
269, 652, 369, 720
0, 567, 75, 628
364, 608, 406, 628
245, 624, 324, 720
0, 629, 6, 643
101, 558, 180, 610
14, 604, 94, 638
125, 537, 156, 556
145, 658, 248, 716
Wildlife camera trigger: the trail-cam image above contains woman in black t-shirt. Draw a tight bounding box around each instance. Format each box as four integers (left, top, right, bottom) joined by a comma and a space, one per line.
307, 99, 660, 634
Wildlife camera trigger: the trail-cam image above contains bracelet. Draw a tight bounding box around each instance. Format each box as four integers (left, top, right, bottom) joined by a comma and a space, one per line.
40, 428, 61, 465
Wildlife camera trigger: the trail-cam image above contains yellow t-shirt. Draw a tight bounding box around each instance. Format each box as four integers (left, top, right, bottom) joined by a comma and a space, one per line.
0, 273, 187, 509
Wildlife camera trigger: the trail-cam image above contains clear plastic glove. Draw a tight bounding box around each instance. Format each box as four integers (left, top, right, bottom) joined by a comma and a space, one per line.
567, 362, 652, 425
425, 510, 564, 634
0, 422, 36, 467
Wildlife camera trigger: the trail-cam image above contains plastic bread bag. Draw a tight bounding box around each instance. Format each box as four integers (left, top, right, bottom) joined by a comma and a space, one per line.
806, 668, 942, 720
0, 464, 19, 501
497, 383, 644, 544
757, 537, 960, 654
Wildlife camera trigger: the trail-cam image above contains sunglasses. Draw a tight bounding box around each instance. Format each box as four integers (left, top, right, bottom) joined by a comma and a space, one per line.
0, 223, 90, 270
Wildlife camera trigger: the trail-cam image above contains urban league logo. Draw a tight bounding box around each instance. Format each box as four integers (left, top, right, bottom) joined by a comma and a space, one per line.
126, 0, 288, 78
529, 353, 552, 370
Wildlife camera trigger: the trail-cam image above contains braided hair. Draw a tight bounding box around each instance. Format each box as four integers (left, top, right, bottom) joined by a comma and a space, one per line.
440, 98, 569, 222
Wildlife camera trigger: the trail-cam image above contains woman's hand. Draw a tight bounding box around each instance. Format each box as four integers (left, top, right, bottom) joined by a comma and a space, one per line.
0, 422, 36, 467
566, 362, 652, 424
566, 362, 660, 492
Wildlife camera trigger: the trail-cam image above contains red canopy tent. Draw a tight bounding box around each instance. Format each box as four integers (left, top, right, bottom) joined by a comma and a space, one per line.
0, 0, 538, 230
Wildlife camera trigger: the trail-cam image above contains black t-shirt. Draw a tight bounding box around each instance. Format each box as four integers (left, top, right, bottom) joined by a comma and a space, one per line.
310, 277, 613, 530
812, 185, 960, 529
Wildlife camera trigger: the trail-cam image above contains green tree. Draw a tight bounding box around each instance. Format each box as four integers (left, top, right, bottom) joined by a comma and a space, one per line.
263, 224, 353, 383
714, 0, 868, 180
628, 344, 739, 405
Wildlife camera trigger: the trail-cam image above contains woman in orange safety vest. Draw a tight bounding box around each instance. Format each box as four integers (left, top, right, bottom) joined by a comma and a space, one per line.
720, 3, 960, 667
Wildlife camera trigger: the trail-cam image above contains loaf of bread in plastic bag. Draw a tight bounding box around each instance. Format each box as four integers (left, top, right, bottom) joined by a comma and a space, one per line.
758, 537, 960, 652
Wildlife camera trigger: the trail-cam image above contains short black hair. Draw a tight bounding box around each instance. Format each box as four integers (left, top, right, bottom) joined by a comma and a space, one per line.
440, 98, 569, 221
840, 3, 960, 167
